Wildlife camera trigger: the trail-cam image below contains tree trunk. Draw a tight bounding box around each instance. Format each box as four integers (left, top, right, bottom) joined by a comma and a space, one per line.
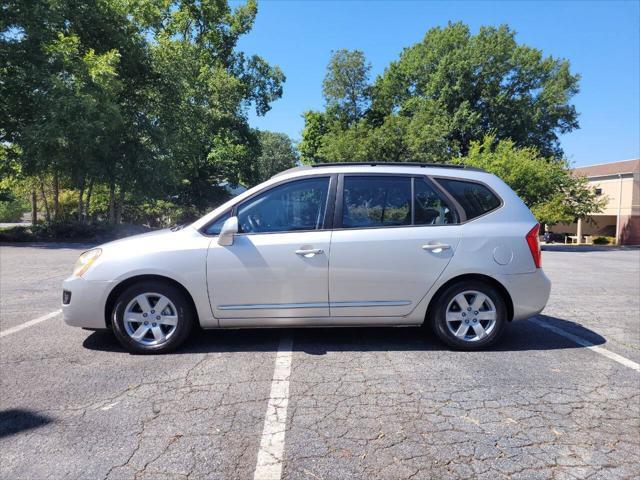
39, 177, 51, 223
84, 178, 94, 224
52, 169, 60, 222
30, 188, 37, 225
77, 178, 85, 223
108, 178, 116, 224
115, 185, 125, 225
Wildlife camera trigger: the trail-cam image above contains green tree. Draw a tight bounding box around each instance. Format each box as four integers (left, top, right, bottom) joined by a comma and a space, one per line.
460, 136, 605, 225
255, 131, 298, 183
1, 0, 285, 224
299, 111, 331, 164
0, 145, 29, 222
372, 22, 579, 158
299, 49, 371, 164
315, 123, 372, 163
301, 22, 580, 164
1, 0, 156, 223
322, 49, 371, 125
144, 0, 285, 211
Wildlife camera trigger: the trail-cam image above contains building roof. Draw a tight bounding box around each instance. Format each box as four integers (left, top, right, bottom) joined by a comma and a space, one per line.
573, 158, 640, 178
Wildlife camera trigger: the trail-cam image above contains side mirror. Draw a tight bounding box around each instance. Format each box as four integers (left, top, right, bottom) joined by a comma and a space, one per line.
217, 216, 239, 246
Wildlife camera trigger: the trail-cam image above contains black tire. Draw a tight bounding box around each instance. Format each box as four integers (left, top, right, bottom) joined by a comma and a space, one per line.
112, 281, 194, 354
429, 280, 507, 351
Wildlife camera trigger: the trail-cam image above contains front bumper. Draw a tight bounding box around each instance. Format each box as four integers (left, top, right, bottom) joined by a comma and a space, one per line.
495, 269, 551, 321
62, 276, 113, 329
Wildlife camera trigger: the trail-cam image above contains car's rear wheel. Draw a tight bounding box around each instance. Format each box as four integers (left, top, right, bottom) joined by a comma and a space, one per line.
112, 281, 194, 354
430, 280, 507, 350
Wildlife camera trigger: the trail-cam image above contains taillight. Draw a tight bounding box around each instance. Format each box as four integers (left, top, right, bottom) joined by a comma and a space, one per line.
526, 223, 542, 268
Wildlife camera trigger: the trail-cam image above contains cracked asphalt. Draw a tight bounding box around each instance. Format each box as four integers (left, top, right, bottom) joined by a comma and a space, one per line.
1, 244, 639, 479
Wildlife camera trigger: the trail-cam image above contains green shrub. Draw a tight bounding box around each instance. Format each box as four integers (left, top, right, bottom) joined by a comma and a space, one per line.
0, 222, 138, 243
31, 222, 113, 240
592, 236, 613, 245
123, 200, 199, 227
0, 197, 29, 222
56, 189, 83, 222
0, 226, 35, 242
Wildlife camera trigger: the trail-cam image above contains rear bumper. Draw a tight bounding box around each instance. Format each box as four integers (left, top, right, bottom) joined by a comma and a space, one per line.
62, 276, 113, 329
495, 269, 551, 321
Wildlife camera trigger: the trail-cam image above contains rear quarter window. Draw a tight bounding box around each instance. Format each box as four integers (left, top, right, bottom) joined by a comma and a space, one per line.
436, 178, 501, 220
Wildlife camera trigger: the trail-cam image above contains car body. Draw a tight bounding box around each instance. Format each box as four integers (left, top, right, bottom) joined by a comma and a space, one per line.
62, 163, 551, 353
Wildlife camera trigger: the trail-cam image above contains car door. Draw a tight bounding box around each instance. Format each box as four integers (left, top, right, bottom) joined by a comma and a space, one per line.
206, 175, 335, 322
328, 174, 462, 317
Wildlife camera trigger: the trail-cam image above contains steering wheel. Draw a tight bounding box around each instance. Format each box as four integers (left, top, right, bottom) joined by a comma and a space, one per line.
246, 213, 259, 232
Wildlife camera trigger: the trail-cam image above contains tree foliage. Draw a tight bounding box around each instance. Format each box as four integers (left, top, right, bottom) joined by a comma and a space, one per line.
300, 22, 580, 165
322, 49, 371, 126
460, 137, 605, 225
1, 0, 284, 224
142, 0, 285, 210
255, 131, 298, 183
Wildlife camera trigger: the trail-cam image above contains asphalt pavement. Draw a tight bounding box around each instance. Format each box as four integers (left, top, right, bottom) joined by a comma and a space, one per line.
1, 243, 639, 479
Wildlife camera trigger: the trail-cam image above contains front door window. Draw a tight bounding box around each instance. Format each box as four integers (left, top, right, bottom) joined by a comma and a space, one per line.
237, 177, 330, 234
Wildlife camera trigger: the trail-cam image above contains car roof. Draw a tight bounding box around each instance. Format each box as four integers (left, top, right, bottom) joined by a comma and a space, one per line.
271, 162, 485, 180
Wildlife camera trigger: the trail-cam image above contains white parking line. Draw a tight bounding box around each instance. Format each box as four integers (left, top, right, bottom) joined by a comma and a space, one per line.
0, 310, 62, 338
532, 318, 640, 372
254, 334, 293, 480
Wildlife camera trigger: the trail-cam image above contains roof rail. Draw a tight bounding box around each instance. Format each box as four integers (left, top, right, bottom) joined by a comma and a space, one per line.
270, 165, 312, 178
309, 162, 484, 171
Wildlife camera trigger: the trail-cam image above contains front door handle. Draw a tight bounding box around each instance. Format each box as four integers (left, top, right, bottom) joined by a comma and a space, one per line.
422, 243, 451, 252
295, 248, 324, 257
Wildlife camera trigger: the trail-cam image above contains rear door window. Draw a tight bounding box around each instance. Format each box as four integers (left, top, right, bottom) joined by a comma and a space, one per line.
414, 178, 458, 225
436, 178, 501, 220
340, 175, 458, 228
342, 176, 412, 228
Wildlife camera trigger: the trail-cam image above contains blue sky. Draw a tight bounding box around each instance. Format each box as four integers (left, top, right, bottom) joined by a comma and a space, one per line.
235, 0, 639, 167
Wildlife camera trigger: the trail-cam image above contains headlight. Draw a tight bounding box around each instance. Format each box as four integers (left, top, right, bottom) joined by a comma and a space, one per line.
73, 248, 102, 277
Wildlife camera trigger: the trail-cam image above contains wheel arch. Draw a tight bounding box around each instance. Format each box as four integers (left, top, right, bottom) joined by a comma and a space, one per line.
425, 273, 514, 324
104, 274, 200, 328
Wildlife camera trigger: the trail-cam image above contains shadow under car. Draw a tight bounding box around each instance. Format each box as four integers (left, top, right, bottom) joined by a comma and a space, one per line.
82, 315, 605, 355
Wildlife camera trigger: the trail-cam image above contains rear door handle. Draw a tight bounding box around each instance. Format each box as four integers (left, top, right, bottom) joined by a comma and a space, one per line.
295, 248, 324, 257
422, 243, 451, 252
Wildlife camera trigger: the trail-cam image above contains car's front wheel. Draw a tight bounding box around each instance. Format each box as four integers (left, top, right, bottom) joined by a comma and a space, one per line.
112, 281, 194, 354
430, 280, 507, 350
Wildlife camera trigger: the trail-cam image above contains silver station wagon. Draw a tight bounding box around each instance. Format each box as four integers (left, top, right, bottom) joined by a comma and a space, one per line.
63, 162, 551, 353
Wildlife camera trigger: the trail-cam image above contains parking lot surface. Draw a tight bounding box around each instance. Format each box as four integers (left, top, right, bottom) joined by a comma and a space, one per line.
1, 243, 639, 479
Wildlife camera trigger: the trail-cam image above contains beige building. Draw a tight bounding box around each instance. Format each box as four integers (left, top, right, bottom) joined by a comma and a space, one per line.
549, 158, 640, 245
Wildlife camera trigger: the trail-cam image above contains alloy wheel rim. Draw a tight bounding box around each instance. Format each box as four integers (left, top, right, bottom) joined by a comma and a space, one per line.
123, 292, 178, 346
445, 290, 497, 342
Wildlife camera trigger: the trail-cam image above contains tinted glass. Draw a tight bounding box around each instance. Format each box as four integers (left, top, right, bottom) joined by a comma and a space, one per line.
237, 177, 329, 233
204, 211, 231, 235
414, 179, 458, 225
437, 178, 501, 220
342, 176, 411, 228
